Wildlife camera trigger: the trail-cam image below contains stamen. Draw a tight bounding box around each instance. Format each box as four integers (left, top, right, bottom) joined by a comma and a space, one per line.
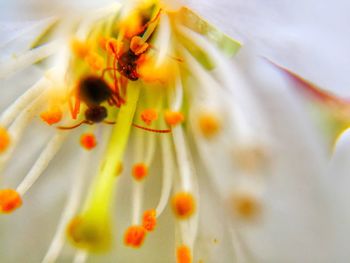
17, 132, 67, 195
140, 108, 158, 126
197, 112, 221, 138
176, 245, 192, 263
172, 192, 195, 219
85, 52, 104, 71
130, 36, 149, 55
164, 111, 184, 126
132, 162, 148, 181
80, 133, 97, 150
70, 38, 89, 59
231, 192, 261, 221
154, 14, 171, 66
142, 209, 157, 232
40, 105, 63, 125
0, 189, 22, 213
0, 126, 10, 153
124, 225, 147, 248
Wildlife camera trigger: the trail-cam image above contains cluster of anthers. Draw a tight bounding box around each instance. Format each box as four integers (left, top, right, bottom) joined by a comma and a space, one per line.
0, 0, 247, 262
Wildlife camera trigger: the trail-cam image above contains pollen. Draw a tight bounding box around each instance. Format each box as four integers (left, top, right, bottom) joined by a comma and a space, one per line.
71, 38, 89, 58
0, 126, 10, 153
0, 189, 22, 213
197, 112, 221, 138
231, 192, 261, 221
172, 192, 196, 219
80, 133, 97, 150
130, 36, 149, 55
132, 163, 148, 181
40, 106, 63, 125
142, 209, 157, 231
141, 109, 158, 126
85, 52, 104, 71
177, 245, 192, 263
124, 225, 147, 248
164, 111, 184, 126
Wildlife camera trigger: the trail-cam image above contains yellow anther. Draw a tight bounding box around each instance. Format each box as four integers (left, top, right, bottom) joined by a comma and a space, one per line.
124, 225, 147, 248
164, 111, 184, 126
0, 189, 22, 213
142, 209, 156, 231
80, 133, 97, 150
132, 162, 148, 181
71, 38, 90, 58
137, 55, 177, 83
67, 216, 111, 251
0, 127, 10, 153
231, 192, 261, 221
40, 106, 63, 125
85, 52, 104, 71
177, 245, 192, 263
130, 36, 149, 55
172, 192, 195, 219
197, 112, 221, 138
141, 109, 158, 126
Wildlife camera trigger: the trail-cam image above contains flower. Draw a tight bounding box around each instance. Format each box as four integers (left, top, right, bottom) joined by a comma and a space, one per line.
0, 0, 345, 262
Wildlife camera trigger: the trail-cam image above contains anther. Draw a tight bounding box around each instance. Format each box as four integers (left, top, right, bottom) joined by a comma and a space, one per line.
197, 112, 221, 138
70, 39, 89, 58
141, 109, 158, 126
124, 225, 147, 248
142, 209, 156, 231
164, 111, 184, 126
40, 106, 63, 125
231, 192, 261, 221
130, 36, 149, 55
132, 163, 148, 181
0, 126, 11, 153
172, 192, 195, 219
0, 189, 22, 213
177, 245, 192, 263
85, 52, 104, 71
80, 133, 97, 150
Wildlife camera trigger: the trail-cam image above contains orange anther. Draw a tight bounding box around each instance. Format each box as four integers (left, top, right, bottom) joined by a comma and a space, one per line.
0, 127, 10, 153
142, 209, 156, 231
141, 109, 158, 126
132, 163, 148, 181
71, 39, 89, 58
80, 133, 97, 150
124, 225, 146, 248
40, 106, 63, 125
172, 192, 195, 219
0, 189, 22, 213
177, 245, 192, 263
130, 36, 149, 55
85, 52, 104, 71
198, 112, 221, 138
164, 111, 184, 126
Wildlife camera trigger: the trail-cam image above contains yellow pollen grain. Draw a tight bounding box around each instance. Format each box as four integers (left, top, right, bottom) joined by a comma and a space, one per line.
130, 36, 149, 55
132, 163, 148, 181
142, 209, 157, 231
0, 127, 11, 153
71, 38, 90, 58
40, 106, 63, 125
172, 192, 196, 219
85, 52, 104, 71
124, 225, 147, 248
0, 189, 22, 213
164, 111, 184, 126
177, 245, 192, 263
231, 193, 261, 221
141, 109, 158, 126
80, 133, 97, 150
197, 112, 221, 138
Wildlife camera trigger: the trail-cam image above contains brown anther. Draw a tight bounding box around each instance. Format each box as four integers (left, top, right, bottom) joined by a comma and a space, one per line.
164, 111, 184, 126
141, 109, 158, 126
142, 209, 157, 231
124, 225, 147, 248
172, 192, 195, 219
0, 189, 22, 213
